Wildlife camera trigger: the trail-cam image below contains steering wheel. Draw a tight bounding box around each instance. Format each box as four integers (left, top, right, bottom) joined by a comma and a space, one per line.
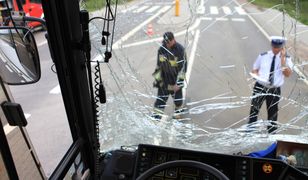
136, 160, 229, 180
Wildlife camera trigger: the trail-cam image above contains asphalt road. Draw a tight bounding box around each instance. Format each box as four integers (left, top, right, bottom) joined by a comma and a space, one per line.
104, 0, 308, 139
5, 0, 308, 176
6, 0, 177, 176
186, 0, 308, 135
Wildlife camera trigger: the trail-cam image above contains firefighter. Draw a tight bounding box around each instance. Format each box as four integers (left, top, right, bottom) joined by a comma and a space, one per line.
152, 32, 187, 120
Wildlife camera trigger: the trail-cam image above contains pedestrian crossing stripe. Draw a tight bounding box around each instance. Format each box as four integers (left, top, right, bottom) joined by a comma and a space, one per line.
122, 5, 247, 16
210, 6, 219, 15
232, 18, 245, 22
222, 6, 232, 15
200, 17, 246, 22
145, 5, 160, 13
235, 7, 246, 15
120, 5, 137, 13
133, 5, 149, 13
216, 17, 228, 21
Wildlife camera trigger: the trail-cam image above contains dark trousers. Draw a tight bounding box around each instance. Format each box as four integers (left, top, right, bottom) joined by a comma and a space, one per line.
154, 88, 183, 110
248, 82, 281, 133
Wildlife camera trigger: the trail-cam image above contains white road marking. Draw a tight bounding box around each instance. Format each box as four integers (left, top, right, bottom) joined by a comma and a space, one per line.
183, 30, 200, 99
210, 6, 219, 15
49, 84, 61, 94
133, 6, 149, 13
222, 6, 232, 15
0, 52, 7, 62
121, 5, 137, 13
235, 7, 246, 15
149, 2, 174, 6
112, 5, 172, 49
114, 12, 245, 49
145, 6, 160, 13
200, 17, 213, 21
5, 65, 13, 73
202, 17, 245, 22
10, 64, 20, 74
216, 17, 228, 21
235, 5, 270, 40
25, 113, 31, 119
197, 0, 205, 14
117, 18, 201, 49
232, 18, 245, 22
220, 65, 235, 69
186, 29, 200, 85
21, 74, 30, 81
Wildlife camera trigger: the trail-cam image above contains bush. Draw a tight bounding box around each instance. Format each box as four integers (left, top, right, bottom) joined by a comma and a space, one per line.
84, 0, 133, 12
252, 0, 308, 25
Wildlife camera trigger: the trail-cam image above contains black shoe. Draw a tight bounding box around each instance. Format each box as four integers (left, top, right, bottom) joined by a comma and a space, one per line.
173, 107, 188, 119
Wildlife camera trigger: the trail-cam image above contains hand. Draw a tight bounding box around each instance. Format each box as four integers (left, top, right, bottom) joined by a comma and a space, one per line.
173, 85, 180, 92
153, 80, 159, 88
280, 48, 286, 65
280, 47, 286, 57
251, 69, 259, 76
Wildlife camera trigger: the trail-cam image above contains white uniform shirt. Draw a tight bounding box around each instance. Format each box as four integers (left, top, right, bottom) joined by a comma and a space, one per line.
253, 50, 293, 87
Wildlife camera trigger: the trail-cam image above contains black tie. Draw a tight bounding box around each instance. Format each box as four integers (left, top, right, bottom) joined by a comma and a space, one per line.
269, 55, 276, 85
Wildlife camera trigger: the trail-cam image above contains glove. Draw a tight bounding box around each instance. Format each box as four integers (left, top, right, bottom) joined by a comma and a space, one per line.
153, 80, 159, 88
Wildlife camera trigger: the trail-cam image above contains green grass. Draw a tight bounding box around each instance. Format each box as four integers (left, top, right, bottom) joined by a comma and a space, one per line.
252, 0, 308, 25
84, 0, 133, 12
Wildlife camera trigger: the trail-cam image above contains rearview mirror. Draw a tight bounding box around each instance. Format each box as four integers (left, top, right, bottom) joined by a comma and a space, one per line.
0, 26, 40, 85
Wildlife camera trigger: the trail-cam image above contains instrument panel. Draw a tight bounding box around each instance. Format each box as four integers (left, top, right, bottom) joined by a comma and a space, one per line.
100, 144, 308, 180
134, 144, 308, 180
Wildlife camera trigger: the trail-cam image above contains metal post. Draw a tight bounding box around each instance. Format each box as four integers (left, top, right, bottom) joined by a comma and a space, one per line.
175, 0, 180, 16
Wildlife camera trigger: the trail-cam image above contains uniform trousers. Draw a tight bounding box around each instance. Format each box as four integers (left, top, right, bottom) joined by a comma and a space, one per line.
249, 82, 281, 133
154, 87, 183, 110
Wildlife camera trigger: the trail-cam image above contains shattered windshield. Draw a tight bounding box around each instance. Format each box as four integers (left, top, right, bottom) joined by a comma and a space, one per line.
3, 0, 308, 177
81, 0, 308, 154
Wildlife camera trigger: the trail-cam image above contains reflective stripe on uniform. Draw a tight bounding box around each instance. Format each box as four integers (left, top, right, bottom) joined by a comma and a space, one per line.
154, 108, 164, 115
169, 60, 177, 67
177, 71, 185, 80
176, 71, 185, 87
167, 84, 174, 91
153, 69, 162, 81
159, 55, 166, 62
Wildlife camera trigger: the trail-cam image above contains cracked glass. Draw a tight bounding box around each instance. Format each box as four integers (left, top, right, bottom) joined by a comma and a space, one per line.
83, 0, 308, 155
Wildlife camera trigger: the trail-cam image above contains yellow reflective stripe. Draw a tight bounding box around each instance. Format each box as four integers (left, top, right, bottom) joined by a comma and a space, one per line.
167, 84, 174, 91
159, 55, 166, 62
154, 108, 164, 114
169, 60, 177, 67
153, 71, 162, 81
178, 74, 185, 79
177, 72, 185, 80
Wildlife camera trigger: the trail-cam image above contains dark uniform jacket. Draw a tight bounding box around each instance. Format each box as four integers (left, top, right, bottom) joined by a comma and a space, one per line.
154, 42, 187, 89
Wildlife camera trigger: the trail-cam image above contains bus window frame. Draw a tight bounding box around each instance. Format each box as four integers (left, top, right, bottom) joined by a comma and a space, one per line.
0, 119, 19, 180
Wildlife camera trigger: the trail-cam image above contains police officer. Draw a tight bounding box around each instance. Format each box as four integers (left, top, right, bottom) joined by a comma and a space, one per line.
152, 32, 187, 120
248, 36, 293, 133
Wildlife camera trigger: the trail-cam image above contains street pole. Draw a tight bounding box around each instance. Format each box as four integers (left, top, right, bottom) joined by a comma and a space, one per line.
175, 0, 180, 16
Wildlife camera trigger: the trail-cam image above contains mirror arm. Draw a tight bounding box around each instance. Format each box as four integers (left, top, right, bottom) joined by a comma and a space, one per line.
80, 10, 91, 61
